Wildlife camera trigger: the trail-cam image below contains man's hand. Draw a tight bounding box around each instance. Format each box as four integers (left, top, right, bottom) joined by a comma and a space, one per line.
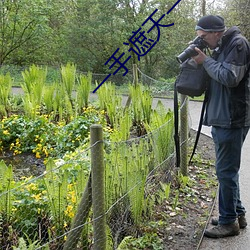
192, 47, 207, 64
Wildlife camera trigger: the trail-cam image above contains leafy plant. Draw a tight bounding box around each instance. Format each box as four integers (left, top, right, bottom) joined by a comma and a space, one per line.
145, 100, 174, 163
0, 73, 12, 117
13, 236, 43, 250
0, 161, 15, 222
157, 182, 171, 203
43, 84, 56, 114
97, 82, 122, 128
12, 176, 49, 241
117, 233, 163, 250
21, 65, 47, 118
76, 72, 92, 111
60, 63, 76, 103
129, 83, 153, 126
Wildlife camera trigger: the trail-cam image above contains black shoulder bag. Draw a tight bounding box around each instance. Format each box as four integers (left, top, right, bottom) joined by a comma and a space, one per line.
175, 58, 208, 97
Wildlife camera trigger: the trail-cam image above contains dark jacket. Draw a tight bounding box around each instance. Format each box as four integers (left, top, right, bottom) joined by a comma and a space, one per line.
203, 26, 250, 128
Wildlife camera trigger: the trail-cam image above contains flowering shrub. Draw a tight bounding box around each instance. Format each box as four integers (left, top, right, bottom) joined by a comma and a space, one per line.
0, 106, 105, 158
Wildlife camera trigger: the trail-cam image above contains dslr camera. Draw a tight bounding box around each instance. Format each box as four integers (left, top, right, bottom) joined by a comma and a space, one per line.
176, 36, 208, 64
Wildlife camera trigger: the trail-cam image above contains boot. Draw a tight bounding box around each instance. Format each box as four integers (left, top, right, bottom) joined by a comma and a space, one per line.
204, 222, 240, 238
211, 214, 247, 229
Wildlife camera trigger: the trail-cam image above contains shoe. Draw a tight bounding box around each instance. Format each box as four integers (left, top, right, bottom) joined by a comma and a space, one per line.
204, 222, 240, 238
211, 214, 247, 229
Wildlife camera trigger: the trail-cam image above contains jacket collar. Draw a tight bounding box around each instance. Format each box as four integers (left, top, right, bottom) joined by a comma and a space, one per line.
221, 26, 241, 46
212, 26, 241, 58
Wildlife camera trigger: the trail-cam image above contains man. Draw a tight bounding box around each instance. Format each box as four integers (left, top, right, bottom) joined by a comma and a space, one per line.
192, 15, 250, 238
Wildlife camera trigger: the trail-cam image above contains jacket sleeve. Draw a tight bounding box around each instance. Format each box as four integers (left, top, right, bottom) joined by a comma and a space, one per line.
203, 38, 250, 87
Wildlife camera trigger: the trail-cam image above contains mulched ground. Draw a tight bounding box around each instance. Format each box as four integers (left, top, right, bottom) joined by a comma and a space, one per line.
159, 130, 217, 250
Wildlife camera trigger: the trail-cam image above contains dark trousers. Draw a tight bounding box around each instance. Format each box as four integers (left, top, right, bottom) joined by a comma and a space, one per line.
211, 126, 249, 225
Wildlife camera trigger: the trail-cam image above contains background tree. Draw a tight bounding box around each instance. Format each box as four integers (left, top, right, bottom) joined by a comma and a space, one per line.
1, 0, 243, 81
0, 0, 49, 65
219, 0, 250, 39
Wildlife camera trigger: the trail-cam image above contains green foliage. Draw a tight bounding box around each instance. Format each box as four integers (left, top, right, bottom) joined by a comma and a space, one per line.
97, 82, 123, 128
0, 78, 179, 248
105, 136, 153, 226
129, 84, 153, 125
110, 109, 132, 141
0, 161, 14, 222
13, 235, 46, 250
61, 63, 76, 101
76, 72, 92, 110
0, 73, 12, 116
43, 85, 56, 113
12, 176, 48, 240
0, 0, 52, 65
158, 182, 171, 203
0, 109, 102, 157
0, 0, 230, 79
43, 159, 68, 230
117, 233, 163, 250
21, 65, 47, 118
145, 100, 175, 163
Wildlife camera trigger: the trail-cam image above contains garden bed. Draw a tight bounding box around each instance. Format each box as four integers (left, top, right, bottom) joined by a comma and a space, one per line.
0, 130, 217, 250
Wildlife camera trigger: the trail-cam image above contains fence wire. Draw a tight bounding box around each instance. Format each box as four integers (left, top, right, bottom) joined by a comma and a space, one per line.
0, 68, 192, 249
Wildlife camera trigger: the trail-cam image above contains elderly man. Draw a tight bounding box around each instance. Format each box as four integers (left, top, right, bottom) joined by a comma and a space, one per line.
192, 15, 250, 238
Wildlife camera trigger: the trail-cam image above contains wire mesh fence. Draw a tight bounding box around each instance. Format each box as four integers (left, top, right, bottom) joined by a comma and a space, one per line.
0, 66, 191, 249
0, 113, 191, 249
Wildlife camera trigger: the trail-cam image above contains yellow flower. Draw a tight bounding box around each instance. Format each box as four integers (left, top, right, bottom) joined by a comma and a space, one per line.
32, 193, 42, 201
65, 205, 74, 218
100, 110, 106, 115
36, 152, 41, 159
12, 207, 17, 212
43, 147, 49, 157
14, 149, 22, 155
26, 183, 37, 191
71, 195, 76, 204
3, 130, 9, 135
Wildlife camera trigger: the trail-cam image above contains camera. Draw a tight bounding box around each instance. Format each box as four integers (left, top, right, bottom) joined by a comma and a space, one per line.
176, 36, 208, 64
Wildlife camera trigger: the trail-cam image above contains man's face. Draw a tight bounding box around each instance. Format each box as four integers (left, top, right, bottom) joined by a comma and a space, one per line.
196, 30, 222, 49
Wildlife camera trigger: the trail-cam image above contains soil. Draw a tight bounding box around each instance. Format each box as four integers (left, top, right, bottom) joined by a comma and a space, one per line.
0, 152, 45, 180
159, 130, 217, 250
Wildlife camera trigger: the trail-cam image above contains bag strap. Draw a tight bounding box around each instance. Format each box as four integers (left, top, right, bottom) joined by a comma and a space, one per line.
189, 91, 208, 164
174, 80, 180, 168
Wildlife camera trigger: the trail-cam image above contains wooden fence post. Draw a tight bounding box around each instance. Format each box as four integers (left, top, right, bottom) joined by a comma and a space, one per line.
91, 124, 106, 250
133, 63, 138, 86
63, 175, 92, 250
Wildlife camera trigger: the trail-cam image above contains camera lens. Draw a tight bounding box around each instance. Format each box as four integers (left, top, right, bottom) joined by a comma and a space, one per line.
176, 37, 208, 63
176, 44, 198, 63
